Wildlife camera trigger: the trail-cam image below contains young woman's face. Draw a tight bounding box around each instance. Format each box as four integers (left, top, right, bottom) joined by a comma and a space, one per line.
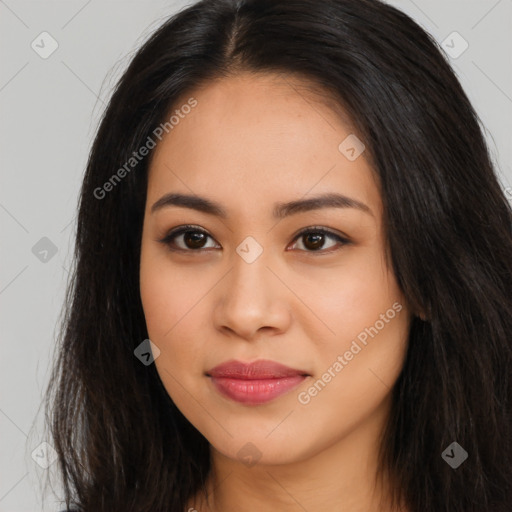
140, 73, 411, 466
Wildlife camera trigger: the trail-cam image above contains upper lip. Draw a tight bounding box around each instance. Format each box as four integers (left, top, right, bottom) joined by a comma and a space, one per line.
207, 359, 309, 379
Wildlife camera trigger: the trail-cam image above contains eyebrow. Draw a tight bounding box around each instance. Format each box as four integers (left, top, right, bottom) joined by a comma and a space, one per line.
150, 192, 373, 218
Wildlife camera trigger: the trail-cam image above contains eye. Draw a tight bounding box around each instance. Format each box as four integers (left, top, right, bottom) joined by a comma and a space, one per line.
288, 227, 350, 253
158, 225, 220, 252
157, 225, 350, 254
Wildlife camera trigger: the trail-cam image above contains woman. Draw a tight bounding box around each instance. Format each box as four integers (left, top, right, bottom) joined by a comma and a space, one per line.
45, 0, 512, 511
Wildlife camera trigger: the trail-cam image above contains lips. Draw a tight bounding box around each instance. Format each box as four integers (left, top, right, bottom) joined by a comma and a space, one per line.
206, 359, 309, 405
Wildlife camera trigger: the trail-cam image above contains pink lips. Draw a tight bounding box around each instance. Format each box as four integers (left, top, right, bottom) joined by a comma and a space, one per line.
207, 359, 309, 405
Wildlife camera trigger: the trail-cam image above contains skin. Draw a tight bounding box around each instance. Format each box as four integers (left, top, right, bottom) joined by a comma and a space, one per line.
139, 72, 412, 512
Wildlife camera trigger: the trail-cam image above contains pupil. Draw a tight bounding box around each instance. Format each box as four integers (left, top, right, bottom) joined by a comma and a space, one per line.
184, 231, 206, 249
304, 233, 324, 250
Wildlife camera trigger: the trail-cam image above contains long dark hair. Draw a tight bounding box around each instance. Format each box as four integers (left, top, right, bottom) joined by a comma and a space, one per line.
44, 0, 512, 510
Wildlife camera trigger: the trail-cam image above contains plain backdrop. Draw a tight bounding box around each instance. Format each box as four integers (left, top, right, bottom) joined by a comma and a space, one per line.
1, 1, 511, 510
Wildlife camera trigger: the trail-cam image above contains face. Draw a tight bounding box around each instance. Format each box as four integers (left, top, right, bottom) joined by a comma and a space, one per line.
140, 72, 411, 466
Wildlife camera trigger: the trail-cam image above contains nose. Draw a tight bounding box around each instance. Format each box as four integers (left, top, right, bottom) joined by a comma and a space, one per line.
213, 248, 292, 341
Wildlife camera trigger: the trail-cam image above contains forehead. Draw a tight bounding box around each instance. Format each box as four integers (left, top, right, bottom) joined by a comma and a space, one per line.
146, 73, 381, 219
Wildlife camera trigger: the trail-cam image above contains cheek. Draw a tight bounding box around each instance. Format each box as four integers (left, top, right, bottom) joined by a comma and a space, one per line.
139, 245, 210, 390
297, 247, 401, 339
301, 249, 409, 388
140, 243, 205, 340
140, 281, 202, 363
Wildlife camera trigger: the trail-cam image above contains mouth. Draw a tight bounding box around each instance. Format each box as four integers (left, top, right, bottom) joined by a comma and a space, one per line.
206, 359, 310, 405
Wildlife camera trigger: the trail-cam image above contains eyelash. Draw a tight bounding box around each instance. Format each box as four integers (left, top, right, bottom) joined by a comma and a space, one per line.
157, 224, 351, 255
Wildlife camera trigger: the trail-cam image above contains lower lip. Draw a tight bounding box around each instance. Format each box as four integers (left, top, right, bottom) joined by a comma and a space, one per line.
209, 375, 307, 405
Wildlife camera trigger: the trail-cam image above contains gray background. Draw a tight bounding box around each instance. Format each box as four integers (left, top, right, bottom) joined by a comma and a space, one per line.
1, 1, 511, 510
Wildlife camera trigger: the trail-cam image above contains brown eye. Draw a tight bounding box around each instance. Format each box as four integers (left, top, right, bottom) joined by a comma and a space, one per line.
159, 225, 220, 252
302, 232, 325, 251
159, 225, 350, 254
183, 230, 208, 249
290, 228, 350, 253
